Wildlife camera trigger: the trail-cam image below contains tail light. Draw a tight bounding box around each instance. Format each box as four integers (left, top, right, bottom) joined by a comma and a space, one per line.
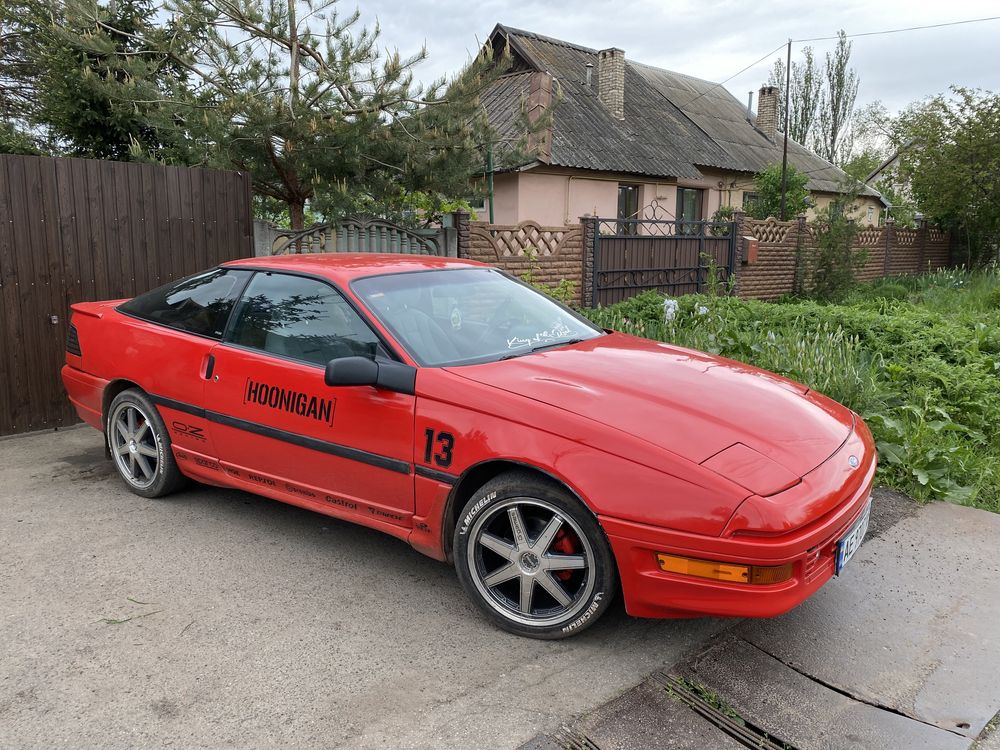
66, 323, 82, 356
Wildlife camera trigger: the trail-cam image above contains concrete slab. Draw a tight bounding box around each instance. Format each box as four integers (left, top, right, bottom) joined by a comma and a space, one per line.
737, 498, 1000, 738
574, 679, 747, 750
678, 635, 968, 750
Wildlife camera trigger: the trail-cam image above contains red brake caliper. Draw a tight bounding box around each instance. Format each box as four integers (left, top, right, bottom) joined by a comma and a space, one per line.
551, 528, 577, 581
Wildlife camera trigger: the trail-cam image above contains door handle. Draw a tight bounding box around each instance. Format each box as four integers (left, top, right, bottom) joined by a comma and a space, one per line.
204, 354, 216, 380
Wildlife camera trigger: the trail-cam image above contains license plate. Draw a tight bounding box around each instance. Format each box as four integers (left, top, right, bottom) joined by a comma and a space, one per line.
835, 499, 872, 575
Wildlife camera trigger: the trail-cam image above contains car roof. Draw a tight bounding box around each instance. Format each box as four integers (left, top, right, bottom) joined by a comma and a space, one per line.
223, 253, 489, 284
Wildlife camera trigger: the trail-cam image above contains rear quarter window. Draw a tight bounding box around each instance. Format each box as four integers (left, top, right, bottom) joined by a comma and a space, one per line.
118, 268, 251, 339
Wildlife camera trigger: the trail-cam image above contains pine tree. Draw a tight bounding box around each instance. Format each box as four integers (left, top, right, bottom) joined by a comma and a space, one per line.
141, 0, 521, 229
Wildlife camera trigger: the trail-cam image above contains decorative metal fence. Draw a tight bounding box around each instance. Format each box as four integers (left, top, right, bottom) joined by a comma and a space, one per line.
261, 215, 457, 257
592, 218, 737, 305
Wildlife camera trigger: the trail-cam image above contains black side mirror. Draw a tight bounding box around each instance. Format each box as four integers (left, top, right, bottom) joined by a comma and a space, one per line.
325, 356, 378, 387
325, 356, 416, 395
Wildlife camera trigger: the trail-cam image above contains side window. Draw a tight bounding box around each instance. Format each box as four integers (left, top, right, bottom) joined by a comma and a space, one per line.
228, 272, 386, 366
118, 268, 250, 338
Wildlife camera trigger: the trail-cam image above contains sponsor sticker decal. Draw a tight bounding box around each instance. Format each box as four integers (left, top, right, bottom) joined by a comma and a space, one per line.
243, 379, 336, 426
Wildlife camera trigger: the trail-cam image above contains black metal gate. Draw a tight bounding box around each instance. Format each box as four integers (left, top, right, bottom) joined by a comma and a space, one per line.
591, 218, 737, 306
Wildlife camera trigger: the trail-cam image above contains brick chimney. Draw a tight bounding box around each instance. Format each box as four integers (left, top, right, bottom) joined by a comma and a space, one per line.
526, 71, 553, 162
597, 48, 625, 119
756, 85, 779, 141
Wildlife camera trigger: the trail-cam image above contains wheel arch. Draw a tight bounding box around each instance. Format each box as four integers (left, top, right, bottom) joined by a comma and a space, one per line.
102, 379, 143, 431
441, 458, 598, 562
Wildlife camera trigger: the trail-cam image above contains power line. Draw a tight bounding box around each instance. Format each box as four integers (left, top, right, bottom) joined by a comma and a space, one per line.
793, 15, 1000, 43
674, 15, 999, 131
676, 42, 787, 110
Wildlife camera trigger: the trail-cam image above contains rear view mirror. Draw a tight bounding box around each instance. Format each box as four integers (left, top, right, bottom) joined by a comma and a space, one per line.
325, 356, 378, 387
325, 356, 416, 395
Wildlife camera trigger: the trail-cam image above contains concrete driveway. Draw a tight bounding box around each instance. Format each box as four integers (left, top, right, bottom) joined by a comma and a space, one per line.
0, 427, 726, 749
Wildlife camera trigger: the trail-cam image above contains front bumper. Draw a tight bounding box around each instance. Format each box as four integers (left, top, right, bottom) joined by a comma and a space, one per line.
603, 427, 876, 619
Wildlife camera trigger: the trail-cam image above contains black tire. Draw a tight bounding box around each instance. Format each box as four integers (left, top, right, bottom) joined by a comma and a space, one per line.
453, 471, 617, 639
106, 388, 185, 498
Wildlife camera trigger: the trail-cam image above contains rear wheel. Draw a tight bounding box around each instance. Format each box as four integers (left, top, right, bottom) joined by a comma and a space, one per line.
107, 389, 185, 498
454, 471, 617, 639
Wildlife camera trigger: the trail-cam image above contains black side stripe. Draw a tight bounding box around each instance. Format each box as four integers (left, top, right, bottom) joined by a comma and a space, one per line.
151, 394, 205, 418
150, 394, 410, 475
415, 465, 458, 486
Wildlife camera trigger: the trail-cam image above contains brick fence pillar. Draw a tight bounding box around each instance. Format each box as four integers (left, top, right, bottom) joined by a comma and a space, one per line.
453, 210, 470, 259
580, 215, 599, 308
794, 214, 808, 295
917, 217, 928, 272
882, 218, 895, 277
730, 210, 746, 297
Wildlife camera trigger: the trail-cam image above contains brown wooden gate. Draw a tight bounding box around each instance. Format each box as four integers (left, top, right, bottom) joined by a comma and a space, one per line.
0, 154, 253, 437
592, 217, 737, 306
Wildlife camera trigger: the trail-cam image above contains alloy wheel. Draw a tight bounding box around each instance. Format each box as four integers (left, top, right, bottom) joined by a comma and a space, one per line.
466, 497, 595, 628
109, 402, 160, 490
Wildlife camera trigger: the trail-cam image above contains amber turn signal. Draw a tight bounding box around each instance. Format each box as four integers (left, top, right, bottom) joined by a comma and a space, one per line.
656, 553, 793, 586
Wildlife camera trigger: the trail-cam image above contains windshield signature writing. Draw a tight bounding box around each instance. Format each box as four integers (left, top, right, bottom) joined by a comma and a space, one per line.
506, 320, 573, 350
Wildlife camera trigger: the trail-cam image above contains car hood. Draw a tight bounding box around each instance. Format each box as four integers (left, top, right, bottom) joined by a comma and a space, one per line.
448, 333, 853, 483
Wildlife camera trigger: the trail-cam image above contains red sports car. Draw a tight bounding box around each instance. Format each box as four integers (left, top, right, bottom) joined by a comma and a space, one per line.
62, 254, 875, 639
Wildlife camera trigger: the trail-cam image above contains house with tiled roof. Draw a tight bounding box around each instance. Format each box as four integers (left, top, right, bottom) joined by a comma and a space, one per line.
478, 24, 883, 227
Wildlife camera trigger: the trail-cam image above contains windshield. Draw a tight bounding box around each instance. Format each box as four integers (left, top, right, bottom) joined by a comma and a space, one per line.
351, 268, 603, 366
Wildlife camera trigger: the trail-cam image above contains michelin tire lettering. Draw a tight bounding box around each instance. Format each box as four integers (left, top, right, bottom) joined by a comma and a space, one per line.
459, 491, 497, 535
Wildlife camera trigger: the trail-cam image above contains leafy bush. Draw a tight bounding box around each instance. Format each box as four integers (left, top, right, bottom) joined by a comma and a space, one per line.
747, 163, 810, 220
581, 267, 1000, 512
869, 282, 908, 300
807, 194, 866, 302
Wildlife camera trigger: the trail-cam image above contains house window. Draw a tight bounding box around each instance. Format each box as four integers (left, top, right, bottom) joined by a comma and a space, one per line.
742, 191, 759, 212
676, 187, 704, 234
617, 183, 640, 234
867, 206, 875, 224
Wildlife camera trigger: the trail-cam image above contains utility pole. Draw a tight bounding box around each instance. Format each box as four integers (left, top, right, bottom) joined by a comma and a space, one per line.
487, 144, 495, 224
779, 38, 791, 221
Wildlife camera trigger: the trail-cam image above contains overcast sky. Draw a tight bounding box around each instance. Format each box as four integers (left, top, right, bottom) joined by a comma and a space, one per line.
350, 0, 1000, 114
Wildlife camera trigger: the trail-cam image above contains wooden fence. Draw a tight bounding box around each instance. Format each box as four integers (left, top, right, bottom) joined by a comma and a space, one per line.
0, 154, 253, 437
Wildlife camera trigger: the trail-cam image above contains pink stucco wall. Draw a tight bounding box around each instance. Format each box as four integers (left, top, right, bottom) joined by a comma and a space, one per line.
484, 167, 881, 227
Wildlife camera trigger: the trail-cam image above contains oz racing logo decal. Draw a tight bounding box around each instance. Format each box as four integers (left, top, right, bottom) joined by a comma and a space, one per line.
244, 379, 336, 426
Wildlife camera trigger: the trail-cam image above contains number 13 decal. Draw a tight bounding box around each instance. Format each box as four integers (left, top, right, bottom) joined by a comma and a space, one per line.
423, 428, 455, 468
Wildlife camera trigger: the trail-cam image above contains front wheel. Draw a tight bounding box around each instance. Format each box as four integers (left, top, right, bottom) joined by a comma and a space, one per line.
454, 471, 617, 639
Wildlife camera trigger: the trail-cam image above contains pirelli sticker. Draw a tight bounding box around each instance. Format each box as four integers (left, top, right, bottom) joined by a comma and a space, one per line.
244, 379, 335, 425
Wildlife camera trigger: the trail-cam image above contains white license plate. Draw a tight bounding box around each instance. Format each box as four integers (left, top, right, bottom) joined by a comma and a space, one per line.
835, 499, 872, 575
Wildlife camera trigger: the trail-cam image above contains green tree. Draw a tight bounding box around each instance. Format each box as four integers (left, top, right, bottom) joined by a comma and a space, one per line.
25, 0, 198, 161
814, 31, 859, 165
121, 0, 526, 229
894, 87, 1000, 264
0, 0, 47, 153
768, 32, 858, 165
767, 46, 821, 145
746, 163, 810, 220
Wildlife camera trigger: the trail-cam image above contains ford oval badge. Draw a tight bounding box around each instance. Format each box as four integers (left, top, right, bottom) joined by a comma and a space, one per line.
848, 455, 859, 468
